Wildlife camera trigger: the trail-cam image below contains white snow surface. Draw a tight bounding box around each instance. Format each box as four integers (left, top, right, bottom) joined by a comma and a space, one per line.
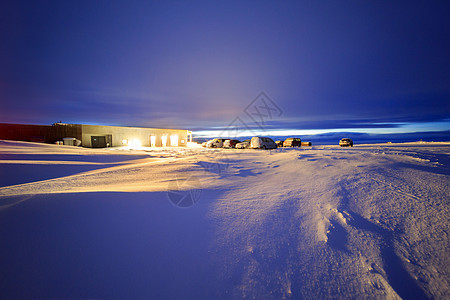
0, 140, 449, 299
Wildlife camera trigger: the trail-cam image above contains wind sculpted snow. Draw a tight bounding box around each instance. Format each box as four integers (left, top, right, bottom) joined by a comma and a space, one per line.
0, 140, 449, 298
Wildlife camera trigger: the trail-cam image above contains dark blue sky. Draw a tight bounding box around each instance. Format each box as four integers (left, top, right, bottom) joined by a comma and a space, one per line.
1, 0, 449, 136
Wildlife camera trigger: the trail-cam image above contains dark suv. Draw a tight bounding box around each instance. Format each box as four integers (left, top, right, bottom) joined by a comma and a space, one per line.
339, 138, 353, 147
283, 138, 302, 147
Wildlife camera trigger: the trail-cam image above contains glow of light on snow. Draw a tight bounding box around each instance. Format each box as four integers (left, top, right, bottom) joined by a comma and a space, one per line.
128, 138, 142, 149
187, 142, 202, 148
0, 140, 448, 299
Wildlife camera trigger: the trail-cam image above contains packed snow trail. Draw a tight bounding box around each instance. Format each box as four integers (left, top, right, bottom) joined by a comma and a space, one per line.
0, 141, 448, 298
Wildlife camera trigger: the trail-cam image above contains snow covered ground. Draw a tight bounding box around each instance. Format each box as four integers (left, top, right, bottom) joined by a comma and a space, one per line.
0, 140, 448, 299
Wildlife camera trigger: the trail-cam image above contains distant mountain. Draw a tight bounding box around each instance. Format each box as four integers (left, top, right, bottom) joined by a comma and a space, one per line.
297, 130, 450, 145
193, 130, 450, 145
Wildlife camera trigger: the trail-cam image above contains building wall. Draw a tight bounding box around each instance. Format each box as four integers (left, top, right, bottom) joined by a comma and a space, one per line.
0, 123, 189, 148
80, 124, 188, 147
0, 123, 52, 143
51, 123, 82, 142
0, 123, 83, 143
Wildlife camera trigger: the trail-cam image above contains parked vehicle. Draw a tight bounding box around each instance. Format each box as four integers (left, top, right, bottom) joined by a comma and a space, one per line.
275, 140, 284, 147
223, 139, 241, 148
236, 140, 251, 149
283, 138, 302, 147
301, 141, 312, 146
339, 138, 353, 147
250, 137, 277, 149
206, 138, 226, 148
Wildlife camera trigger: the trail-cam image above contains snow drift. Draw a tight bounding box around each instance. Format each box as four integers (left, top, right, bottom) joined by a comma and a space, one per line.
0, 140, 448, 298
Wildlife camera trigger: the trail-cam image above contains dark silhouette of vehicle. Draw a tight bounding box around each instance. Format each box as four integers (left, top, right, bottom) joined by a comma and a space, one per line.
339, 138, 353, 147
283, 138, 301, 147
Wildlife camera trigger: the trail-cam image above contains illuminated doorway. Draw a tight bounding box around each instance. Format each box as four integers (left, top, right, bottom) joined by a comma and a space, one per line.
161, 135, 167, 147
150, 135, 156, 147
170, 134, 178, 146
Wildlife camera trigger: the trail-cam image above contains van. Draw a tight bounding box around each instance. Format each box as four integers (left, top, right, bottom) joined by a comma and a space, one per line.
250, 137, 277, 149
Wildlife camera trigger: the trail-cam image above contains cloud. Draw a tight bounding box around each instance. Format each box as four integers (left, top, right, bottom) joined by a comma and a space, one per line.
1, 1, 449, 135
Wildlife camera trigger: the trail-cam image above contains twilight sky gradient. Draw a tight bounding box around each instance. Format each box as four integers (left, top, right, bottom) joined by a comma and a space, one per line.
1, 0, 449, 136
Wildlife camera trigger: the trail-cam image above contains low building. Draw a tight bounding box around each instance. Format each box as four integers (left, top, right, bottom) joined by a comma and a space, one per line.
0, 123, 192, 148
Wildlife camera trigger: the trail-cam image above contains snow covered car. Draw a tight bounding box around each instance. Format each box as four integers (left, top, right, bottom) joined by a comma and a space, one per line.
206, 138, 226, 148
250, 137, 277, 149
339, 138, 353, 147
235, 140, 250, 149
201, 142, 208, 147
283, 138, 301, 147
223, 139, 241, 148
275, 140, 284, 147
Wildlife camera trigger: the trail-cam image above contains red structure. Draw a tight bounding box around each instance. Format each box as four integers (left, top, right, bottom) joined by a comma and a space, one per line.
0, 123, 82, 144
